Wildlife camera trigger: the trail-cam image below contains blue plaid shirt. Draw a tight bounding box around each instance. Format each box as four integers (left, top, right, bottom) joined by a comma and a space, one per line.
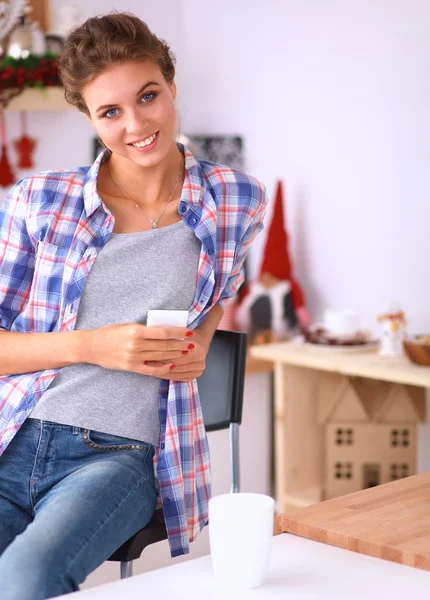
0, 144, 267, 556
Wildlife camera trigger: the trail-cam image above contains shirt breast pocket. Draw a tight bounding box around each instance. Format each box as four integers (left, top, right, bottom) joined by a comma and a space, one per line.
22, 241, 77, 332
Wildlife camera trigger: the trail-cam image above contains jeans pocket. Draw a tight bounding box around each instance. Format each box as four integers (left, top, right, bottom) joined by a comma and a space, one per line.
83, 429, 152, 454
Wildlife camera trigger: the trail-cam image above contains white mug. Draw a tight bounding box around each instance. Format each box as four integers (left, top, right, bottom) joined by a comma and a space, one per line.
208, 493, 275, 589
324, 309, 360, 337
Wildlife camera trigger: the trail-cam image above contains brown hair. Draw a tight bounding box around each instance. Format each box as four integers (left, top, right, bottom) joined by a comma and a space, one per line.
57, 11, 176, 113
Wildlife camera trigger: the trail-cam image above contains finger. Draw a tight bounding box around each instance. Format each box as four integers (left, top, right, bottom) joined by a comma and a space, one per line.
141, 339, 192, 353
145, 351, 198, 366
153, 361, 205, 373
141, 362, 174, 376
140, 350, 185, 361
166, 371, 203, 381
172, 364, 205, 374
143, 326, 194, 340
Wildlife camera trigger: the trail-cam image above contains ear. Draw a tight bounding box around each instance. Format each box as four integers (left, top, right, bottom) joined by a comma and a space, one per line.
169, 79, 177, 101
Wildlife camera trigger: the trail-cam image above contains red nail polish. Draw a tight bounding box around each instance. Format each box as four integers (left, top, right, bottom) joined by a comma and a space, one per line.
186, 331, 193, 337
170, 364, 175, 370
182, 350, 189, 355
188, 343, 195, 350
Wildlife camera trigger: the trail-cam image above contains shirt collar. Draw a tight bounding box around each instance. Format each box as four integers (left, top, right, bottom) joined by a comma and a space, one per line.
82, 142, 204, 219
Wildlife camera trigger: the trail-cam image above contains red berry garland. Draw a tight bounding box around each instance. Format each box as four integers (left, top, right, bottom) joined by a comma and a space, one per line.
0, 53, 61, 94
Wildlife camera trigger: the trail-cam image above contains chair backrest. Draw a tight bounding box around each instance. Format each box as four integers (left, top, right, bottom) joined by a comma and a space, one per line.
196, 329, 248, 432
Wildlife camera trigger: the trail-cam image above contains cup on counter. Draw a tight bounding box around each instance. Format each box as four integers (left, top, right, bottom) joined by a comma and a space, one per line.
208, 492, 275, 589
324, 309, 360, 337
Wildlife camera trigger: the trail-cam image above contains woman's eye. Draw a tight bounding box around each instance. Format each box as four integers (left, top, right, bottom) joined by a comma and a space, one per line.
140, 92, 156, 103
103, 108, 119, 118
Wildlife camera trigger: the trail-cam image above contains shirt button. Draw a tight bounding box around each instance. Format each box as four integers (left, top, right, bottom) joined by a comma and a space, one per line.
164, 497, 171, 505
189, 217, 197, 225
208, 247, 215, 255
180, 204, 187, 214
160, 442, 165, 450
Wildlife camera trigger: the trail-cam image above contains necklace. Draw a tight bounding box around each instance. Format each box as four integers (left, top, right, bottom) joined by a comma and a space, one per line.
108, 161, 183, 229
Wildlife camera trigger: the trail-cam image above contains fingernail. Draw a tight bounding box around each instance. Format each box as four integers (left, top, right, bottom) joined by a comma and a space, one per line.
144, 361, 148, 365
182, 350, 189, 355
170, 364, 175, 370
188, 343, 195, 350
186, 331, 193, 337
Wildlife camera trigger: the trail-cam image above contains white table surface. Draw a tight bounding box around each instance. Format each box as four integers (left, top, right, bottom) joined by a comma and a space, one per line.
60, 533, 430, 599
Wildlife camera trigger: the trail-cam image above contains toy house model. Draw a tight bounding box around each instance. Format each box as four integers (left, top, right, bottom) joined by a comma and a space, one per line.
317, 373, 426, 500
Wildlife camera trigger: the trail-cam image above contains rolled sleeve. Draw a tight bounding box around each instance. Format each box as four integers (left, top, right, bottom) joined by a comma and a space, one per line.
0, 181, 34, 331
218, 183, 268, 305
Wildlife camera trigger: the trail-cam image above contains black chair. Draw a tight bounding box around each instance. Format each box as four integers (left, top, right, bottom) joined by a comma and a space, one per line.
107, 329, 248, 579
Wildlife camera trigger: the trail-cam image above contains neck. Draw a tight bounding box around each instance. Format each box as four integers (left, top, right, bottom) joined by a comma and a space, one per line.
103, 142, 184, 210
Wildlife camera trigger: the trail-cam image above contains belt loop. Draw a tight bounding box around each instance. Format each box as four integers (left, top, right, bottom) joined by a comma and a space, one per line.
72, 426, 80, 435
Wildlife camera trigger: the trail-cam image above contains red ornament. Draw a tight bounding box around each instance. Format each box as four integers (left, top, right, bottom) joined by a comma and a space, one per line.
13, 112, 37, 169
0, 111, 15, 186
259, 180, 306, 311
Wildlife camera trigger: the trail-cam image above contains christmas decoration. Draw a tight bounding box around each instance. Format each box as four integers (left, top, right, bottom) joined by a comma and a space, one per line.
6, 14, 47, 59
0, 52, 61, 109
0, 0, 32, 42
377, 306, 407, 357
13, 111, 36, 168
236, 180, 311, 345
0, 52, 60, 89
0, 110, 15, 186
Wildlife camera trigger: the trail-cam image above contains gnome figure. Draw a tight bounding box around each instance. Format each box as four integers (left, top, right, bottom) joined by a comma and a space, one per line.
235, 180, 311, 345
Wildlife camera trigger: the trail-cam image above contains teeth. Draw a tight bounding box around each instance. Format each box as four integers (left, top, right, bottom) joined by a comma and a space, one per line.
132, 133, 157, 148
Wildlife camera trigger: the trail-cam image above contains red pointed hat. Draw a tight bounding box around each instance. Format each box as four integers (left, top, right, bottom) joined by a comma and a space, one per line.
259, 180, 305, 309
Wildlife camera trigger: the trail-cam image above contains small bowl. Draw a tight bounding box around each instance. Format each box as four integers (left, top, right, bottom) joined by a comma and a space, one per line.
403, 337, 430, 366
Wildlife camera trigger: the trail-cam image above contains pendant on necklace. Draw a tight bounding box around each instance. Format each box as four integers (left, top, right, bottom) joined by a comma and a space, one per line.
152, 223, 157, 229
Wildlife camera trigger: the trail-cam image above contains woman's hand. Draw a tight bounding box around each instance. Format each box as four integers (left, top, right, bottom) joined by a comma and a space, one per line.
83, 322, 193, 377
144, 329, 211, 382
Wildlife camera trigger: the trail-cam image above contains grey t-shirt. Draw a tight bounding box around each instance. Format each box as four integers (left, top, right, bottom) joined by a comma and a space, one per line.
29, 219, 201, 446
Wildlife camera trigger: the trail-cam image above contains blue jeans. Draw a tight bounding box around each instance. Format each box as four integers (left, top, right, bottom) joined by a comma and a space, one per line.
0, 418, 158, 600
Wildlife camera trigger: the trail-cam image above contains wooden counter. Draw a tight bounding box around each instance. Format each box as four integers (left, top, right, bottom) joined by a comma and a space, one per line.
276, 472, 430, 571
250, 341, 430, 387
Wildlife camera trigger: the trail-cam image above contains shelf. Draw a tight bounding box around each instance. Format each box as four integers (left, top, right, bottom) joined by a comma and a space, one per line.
5, 87, 74, 111
251, 341, 430, 388
246, 353, 274, 375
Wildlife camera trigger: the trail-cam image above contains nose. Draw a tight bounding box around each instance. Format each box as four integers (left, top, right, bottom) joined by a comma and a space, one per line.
125, 108, 145, 136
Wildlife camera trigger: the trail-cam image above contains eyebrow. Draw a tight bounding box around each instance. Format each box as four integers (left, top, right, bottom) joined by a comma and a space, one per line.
96, 81, 161, 113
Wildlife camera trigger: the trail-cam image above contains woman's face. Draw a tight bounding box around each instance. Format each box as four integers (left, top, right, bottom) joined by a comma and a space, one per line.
83, 59, 178, 168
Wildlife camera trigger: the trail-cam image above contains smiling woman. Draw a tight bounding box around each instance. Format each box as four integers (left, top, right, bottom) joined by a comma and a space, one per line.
0, 11, 268, 600
80, 59, 183, 232
57, 13, 183, 231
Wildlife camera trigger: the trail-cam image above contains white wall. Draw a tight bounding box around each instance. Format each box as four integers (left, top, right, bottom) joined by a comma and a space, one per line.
179, 0, 430, 337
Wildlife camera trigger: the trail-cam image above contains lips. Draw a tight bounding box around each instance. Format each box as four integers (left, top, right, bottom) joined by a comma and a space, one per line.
128, 131, 159, 148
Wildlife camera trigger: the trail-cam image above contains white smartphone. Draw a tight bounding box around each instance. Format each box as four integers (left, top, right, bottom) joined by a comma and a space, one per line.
146, 309, 189, 328
146, 310, 189, 341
